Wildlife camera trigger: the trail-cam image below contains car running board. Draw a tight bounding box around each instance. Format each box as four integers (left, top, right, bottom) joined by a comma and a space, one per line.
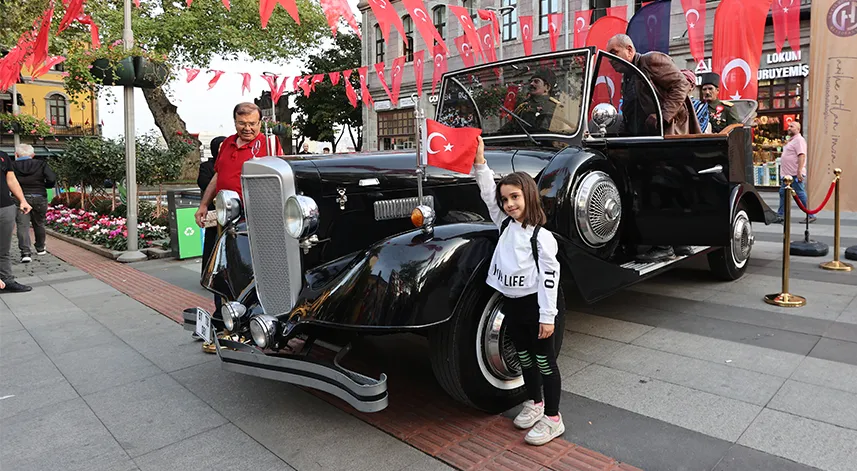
620, 246, 711, 276
213, 333, 389, 413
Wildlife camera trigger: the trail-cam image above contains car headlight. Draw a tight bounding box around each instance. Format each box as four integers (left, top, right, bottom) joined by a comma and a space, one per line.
249, 315, 278, 348
215, 190, 242, 226
220, 301, 247, 332
285, 195, 319, 239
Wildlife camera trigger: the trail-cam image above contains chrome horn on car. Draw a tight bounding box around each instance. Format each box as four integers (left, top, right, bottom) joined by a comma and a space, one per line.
591, 103, 618, 137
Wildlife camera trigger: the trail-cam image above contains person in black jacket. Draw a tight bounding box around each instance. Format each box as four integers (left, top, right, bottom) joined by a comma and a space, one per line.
13, 144, 55, 263
198, 137, 226, 343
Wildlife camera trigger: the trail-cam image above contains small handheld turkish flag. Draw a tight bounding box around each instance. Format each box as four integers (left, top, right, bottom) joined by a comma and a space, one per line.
424, 119, 482, 174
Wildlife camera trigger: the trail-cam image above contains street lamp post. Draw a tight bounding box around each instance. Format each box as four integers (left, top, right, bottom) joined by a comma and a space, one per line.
483, 5, 516, 61
10, 83, 20, 148
117, 0, 146, 263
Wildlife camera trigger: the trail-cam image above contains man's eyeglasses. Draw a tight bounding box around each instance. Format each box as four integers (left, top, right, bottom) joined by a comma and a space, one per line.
235, 121, 260, 128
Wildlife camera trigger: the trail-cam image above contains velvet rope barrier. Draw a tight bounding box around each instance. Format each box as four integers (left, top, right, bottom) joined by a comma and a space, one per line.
792, 180, 837, 215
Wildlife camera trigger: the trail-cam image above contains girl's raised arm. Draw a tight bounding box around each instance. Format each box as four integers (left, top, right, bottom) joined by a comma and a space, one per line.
472, 137, 506, 228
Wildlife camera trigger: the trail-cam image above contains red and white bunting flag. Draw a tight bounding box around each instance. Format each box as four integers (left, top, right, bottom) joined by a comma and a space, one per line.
478, 9, 501, 44
207, 70, 225, 90
414, 50, 425, 96
31, 56, 65, 79
342, 69, 358, 108
185, 68, 201, 82
548, 13, 563, 51
449, 5, 482, 56
357, 66, 374, 107
329, 71, 341, 85
221, 0, 230, 10
368, 0, 406, 45
424, 119, 482, 174
260, 0, 300, 29
298, 75, 311, 96
31, 7, 54, 70
276, 75, 289, 97
520, 16, 534, 56
772, 0, 799, 53
374, 62, 394, 102
320, 0, 362, 38
607, 5, 628, 19
75, 15, 101, 49
478, 24, 497, 63
430, 44, 447, 94
403, 0, 448, 53
390, 56, 406, 105
262, 74, 283, 104
311, 73, 325, 90
454, 34, 478, 68
276, 0, 300, 23
573, 10, 592, 48
681, 0, 706, 63
58, 0, 84, 32
712, 0, 770, 100
292, 76, 301, 90
240, 72, 252, 95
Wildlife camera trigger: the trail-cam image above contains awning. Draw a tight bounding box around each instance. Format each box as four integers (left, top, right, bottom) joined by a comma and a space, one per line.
0, 145, 64, 159
0, 93, 25, 106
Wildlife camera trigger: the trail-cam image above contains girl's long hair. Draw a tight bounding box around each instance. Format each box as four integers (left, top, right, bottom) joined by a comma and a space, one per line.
495, 172, 547, 228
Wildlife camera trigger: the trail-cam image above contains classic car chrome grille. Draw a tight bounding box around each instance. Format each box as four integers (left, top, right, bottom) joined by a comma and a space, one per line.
373, 196, 435, 221
241, 158, 303, 317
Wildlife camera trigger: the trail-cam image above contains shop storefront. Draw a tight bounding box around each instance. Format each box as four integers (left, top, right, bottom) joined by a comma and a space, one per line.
751, 48, 809, 188
376, 101, 416, 151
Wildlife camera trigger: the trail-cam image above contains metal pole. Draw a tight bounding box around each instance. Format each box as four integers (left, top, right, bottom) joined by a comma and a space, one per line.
117, 0, 146, 262
413, 94, 425, 204
11, 83, 20, 147
820, 168, 853, 271
764, 176, 806, 307
564, 0, 569, 50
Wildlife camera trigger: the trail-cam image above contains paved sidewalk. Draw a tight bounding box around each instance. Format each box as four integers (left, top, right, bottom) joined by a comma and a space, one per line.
0, 240, 451, 471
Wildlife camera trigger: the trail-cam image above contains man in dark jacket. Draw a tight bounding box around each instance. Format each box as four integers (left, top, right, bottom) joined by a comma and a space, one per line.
198, 136, 226, 274
13, 144, 55, 263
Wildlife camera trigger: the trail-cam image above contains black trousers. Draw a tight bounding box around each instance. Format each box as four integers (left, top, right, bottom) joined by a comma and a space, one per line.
202, 227, 222, 314
504, 293, 562, 417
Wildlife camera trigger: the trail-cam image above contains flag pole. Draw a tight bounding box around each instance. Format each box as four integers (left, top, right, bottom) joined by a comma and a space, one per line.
413, 93, 427, 205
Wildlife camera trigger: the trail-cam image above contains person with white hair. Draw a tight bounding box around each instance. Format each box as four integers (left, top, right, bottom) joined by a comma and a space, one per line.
0, 148, 33, 293
13, 143, 56, 263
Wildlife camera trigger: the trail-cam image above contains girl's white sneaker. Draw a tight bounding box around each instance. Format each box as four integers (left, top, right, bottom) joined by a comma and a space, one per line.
525, 414, 565, 446
513, 400, 544, 429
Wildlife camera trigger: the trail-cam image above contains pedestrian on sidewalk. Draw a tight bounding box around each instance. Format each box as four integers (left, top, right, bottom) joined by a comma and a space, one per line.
12, 144, 56, 263
776, 121, 815, 224
0, 150, 33, 293
472, 137, 565, 446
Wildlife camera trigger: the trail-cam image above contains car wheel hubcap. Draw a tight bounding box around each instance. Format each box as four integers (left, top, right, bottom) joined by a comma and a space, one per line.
731, 210, 753, 268
476, 293, 524, 389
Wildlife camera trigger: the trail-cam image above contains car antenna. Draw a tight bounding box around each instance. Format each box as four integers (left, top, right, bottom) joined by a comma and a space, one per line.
412, 93, 428, 206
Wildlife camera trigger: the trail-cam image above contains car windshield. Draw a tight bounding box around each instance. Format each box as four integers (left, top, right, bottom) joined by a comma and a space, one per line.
436, 51, 588, 138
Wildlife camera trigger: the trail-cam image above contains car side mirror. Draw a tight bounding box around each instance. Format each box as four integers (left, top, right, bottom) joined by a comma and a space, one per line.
591, 103, 618, 136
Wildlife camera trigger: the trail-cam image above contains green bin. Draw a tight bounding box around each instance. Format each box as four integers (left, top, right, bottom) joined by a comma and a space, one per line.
167, 189, 204, 259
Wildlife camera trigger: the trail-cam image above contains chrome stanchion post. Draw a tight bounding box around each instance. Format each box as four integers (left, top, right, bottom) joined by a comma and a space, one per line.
820, 168, 853, 271
765, 176, 807, 307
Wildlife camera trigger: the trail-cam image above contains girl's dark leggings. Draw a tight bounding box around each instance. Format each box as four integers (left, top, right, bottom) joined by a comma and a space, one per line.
504, 293, 562, 417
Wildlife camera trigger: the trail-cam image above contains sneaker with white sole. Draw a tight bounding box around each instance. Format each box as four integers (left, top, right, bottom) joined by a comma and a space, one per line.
36, 249, 47, 255
513, 400, 544, 429
525, 414, 565, 446
21, 256, 31, 263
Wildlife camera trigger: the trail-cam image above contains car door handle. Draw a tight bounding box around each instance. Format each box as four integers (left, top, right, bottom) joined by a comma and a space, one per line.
698, 165, 723, 175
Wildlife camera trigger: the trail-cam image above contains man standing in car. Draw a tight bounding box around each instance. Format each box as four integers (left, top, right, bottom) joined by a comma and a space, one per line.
699, 73, 739, 133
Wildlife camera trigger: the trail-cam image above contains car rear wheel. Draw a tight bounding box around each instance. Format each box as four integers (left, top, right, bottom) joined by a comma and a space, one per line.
708, 203, 753, 280
428, 282, 565, 413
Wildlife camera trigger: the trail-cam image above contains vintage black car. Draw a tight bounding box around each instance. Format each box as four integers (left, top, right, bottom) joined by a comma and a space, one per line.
184, 48, 772, 414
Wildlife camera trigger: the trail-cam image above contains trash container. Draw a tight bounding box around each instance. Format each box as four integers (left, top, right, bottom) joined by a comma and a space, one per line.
167, 188, 205, 259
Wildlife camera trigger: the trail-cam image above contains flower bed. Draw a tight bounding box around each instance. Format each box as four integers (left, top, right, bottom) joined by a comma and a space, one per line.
47, 205, 168, 251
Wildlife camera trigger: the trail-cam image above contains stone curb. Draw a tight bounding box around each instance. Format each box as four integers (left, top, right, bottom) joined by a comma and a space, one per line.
44, 228, 173, 261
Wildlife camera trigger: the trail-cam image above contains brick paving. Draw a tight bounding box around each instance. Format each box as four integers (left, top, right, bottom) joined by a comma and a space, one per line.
44, 233, 643, 471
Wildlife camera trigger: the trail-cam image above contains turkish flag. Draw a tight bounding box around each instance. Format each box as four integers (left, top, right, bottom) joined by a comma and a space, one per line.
573, 10, 592, 48
478, 25, 497, 63
548, 13, 563, 51
329, 71, 340, 85
262, 74, 283, 104
627, 0, 671, 54
390, 56, 406, 105
520, 16, 534, 56
208, 70, 225, 90
501, 84, 520, 118
32, 7, 54, 69
414, 50, 425, 96
343, 69, 358, 108
772, 0, 800, 53
297, 76, 311, 96
712, 0, 770, 100
431, 44, 447, 94
311, 73, 325, 90
358, 66, 374, 107
607, 5, 627, 19
450, 6, 482, 56
319, 0, 362, 38
681, 0, 706, 63
374, 62, 394, 102
368, 0, 406, 45
276, 75, 289, 97
783, 114, 796, 131
260, 0, 300, 29
240, 73, 252, 95
31, 56, 65, 80
454, 34, 478, 68
403, 0, 448, 54
425, 119, 482, 174
478, 10, 501, 44
591, 61, 623, 112
586, 16, 628, 50
75, 15, 101, 49
59, 0, 84, 32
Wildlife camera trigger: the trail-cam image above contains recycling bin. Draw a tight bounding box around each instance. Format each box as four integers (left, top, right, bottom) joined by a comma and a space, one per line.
167, 188, 205, 259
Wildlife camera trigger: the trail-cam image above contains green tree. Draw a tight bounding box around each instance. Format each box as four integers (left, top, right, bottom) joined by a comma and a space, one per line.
291, 32, 362, 151
55, 136, 124, 209
133, 132, 193, 216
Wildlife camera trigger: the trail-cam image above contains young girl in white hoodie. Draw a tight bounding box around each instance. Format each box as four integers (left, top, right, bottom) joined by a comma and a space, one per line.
472, 137, 564, 446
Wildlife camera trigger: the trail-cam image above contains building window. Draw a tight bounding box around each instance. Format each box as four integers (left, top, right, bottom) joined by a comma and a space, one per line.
757, 77, 803, 111
374, 24, 385, 63
502, 0, 518, 42
48, 94, 67, 126
540, 0, 558, 34
378, 109, 416, 150
433, 6, 446, 41
462, 0, 478, 20
402, 15, 414, 62
590, 0, 609, 23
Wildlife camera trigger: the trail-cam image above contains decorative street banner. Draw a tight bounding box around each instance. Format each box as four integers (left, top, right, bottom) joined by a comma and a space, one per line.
573, 10, 592, 48
414, 50, 425, 96
478, 24, 497, 62
627, 0, 671, 54
807, 0, 857, 211
681, 0, 707, 63
711, 0, 770, 100
548, 13, 563, 51
773, 0, 801, 53
520, 16, 534, 56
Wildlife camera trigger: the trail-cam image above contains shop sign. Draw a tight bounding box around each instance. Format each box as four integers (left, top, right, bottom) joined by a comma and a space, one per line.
758, 64, 810, 80
765, 50, 802, 65
374, 100, 392, 111
429, 94, 439, 104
